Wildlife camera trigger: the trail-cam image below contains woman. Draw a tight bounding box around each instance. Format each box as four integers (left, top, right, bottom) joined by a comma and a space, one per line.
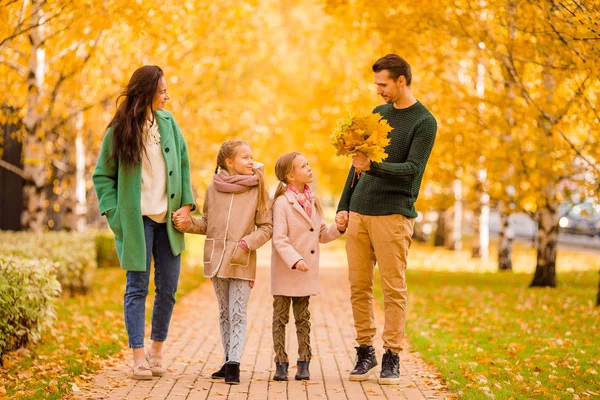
93, 65, 195, 380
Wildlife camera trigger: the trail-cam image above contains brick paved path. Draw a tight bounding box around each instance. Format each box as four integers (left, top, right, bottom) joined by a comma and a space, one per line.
77, 248, 452, 400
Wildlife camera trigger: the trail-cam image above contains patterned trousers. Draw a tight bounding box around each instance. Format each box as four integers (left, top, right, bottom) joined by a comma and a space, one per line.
272, 295, 311, 363
212, 277, 252, 363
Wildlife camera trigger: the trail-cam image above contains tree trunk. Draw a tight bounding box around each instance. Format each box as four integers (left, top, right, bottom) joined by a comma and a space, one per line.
498, 202, 514, 271
472, 170, 490, 261
446, 179, 462, 250
472, 204, 481, 257
412, 221, 428, 242
74, 110, 87, 231
596, 270, 600, 306
434, 209, 448, 247
529, 205, 558, 287
21, 0, 47, 232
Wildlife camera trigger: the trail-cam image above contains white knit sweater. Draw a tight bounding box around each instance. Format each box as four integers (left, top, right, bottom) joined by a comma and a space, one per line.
140, 119, 168, 223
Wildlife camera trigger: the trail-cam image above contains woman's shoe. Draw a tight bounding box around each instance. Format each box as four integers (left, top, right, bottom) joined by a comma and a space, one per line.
145, 351, 167, 377
132, 360, 153, 380
273, 362, 289, 381
295, 360, 310, 380
211, 363, 227, 379
225, 362, 240, 385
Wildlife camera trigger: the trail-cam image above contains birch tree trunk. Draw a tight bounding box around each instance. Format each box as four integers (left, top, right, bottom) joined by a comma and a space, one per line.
446, 179, 463, 250
498, 202, 514, 271
472, 169, 490, 262
21, 0, 47, 231
530, 204, 558, 287
434, 209, 448, 247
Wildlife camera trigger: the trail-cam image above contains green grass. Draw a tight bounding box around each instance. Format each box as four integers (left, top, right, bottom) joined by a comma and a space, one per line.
374, 268, 600, 399
0, 233, 207, 400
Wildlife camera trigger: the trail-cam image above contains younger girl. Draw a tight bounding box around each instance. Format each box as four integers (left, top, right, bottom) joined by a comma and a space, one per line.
173, 140, 272, 385
270, 152, 346, 381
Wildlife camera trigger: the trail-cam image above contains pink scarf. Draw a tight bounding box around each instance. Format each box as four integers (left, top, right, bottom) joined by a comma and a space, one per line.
213, 171, 259, 193
288, 184, 313, 218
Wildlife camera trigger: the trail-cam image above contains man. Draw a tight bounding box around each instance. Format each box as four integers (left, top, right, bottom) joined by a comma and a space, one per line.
336, 54, 437, 384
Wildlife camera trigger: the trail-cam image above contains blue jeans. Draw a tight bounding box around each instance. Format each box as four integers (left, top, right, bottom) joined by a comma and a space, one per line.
124, 216, 181, 349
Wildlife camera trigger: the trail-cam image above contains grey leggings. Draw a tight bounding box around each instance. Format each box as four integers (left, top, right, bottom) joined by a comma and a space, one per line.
212, 277, 252, 363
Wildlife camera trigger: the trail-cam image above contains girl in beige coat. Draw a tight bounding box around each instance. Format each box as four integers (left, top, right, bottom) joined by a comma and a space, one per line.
173, 140, 272, 385
270, 152, 347, 381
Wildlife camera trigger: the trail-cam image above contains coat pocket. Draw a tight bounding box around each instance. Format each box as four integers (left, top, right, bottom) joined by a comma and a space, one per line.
204, 238, 215, 264
229, 243, 250, 267
106, 208, 123, 239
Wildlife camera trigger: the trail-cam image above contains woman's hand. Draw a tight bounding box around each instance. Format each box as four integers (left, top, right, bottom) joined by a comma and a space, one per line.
172, 205, 192, 231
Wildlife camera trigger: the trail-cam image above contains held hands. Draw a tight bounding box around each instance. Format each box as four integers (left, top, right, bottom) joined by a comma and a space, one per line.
172, 205, 192, 232
352, 151, 372, 171
292, 260, 310, 272
336, 211, 349, 232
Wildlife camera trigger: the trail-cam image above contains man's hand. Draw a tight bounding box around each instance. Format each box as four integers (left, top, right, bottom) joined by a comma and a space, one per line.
336, 211, 349, 224
352, 151, 372, 170
293, 260, 310, 272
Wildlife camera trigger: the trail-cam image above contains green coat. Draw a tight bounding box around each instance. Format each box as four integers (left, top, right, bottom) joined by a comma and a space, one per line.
93, 110, 196, 271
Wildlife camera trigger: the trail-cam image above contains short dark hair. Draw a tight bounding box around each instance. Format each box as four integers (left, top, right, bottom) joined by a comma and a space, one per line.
372, 54, 412, 86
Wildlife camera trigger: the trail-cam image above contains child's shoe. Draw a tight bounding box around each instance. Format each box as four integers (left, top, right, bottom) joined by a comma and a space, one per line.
225, 361, 240, 385
211, 363, 227, 379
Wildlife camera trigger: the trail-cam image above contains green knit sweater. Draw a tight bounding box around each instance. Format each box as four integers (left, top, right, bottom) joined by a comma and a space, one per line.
337, 101, 437, 218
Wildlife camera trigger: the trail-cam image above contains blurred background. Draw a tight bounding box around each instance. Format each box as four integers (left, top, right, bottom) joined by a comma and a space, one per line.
1, 2, 599, 398
1, 0, 599, 277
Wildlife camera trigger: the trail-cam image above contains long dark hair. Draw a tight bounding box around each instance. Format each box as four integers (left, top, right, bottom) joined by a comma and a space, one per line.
108, 65, 164, 169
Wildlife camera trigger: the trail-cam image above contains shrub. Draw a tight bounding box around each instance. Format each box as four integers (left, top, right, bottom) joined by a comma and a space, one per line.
0, 231, 96, 296
95, 231, 120, 268
0, 255, 61, 361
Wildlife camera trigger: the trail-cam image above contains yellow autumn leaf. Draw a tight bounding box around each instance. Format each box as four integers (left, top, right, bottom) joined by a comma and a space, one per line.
331, 112, 392, 162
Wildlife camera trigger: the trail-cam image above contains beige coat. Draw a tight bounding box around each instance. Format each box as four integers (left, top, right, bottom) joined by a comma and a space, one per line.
184, 180, 272, 281
271, 190, 343, 296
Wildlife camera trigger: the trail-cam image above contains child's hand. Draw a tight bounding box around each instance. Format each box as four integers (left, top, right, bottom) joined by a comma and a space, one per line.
336, 211, 349, 225
249, 280, 255, 289
172, 213, 192, 232
172, 205, 192, 222
335, 212, 348, 232
293, 260, 310, 272
238, 240, 250, 251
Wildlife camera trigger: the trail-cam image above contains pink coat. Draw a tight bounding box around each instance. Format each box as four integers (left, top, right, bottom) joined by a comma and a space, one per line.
182, 180, 272, 281
271, 190, 343, 296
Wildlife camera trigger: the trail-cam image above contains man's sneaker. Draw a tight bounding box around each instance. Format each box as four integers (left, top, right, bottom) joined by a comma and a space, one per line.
349, 345, 377, 381
378, 349, 400, 385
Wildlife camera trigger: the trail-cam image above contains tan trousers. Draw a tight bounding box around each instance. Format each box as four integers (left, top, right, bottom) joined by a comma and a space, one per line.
346, 211, 414, 353
272, 296, 311, 363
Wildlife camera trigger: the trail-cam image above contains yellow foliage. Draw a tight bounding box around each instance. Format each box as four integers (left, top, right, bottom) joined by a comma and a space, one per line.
330, 112, 392, 163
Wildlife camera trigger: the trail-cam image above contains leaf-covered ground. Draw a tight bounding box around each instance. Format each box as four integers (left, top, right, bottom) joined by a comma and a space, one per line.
0, 235, 206, 400
371, 243, 600, 399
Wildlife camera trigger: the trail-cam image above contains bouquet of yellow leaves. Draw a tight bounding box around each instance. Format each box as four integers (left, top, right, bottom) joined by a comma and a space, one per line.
331, 112, 392, 185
